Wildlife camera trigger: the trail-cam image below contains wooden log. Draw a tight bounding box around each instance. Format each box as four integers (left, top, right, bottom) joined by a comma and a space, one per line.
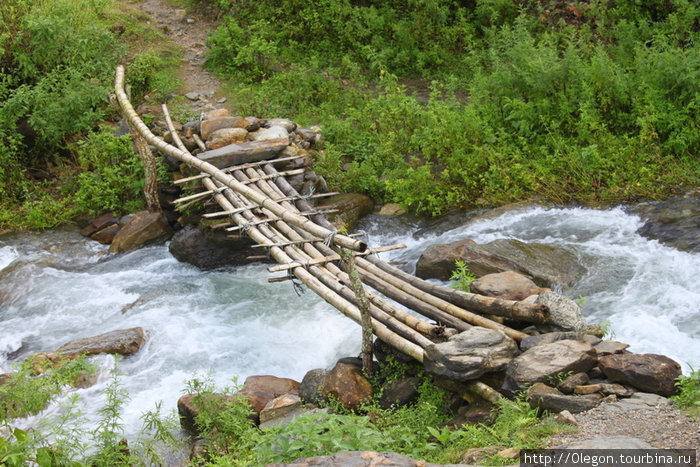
356, 259, 529, 342
357, 266, 472, 332
244, 166, 448, 342
251, 165, 451, 340
267, 244, 407, 272
362, 255, 549, 324
201, 176, 425, 362
465, 381, 501, 403
173, 155, 309, 185
339, 247, 375, 373
115, 66, 367, 253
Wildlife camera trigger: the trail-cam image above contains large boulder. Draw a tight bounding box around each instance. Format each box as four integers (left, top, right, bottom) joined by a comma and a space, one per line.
598, 353, 681, 396
379, 376, 421, 409
109, 211, 172, 253
238, 375, 300, 418
535, 291, 587, 333
316, 193, 374, 230
168, 225, 262, 270
56, 327, 148, 358
318, 360, 373, 411
177, 393, 238, 434
632, 189, 700, 252
197, 137, 289, 169
502, 339, 598, 396
424, 327, 519, 381
415, 238, 585, 288
470, 271, 546, 301
299, 368, 328, 406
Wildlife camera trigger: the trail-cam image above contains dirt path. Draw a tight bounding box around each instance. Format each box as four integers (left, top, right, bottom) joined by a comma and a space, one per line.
133, 0, 226, 113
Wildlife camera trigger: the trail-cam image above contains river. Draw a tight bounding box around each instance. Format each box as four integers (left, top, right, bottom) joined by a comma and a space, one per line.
0, 203, 698, 441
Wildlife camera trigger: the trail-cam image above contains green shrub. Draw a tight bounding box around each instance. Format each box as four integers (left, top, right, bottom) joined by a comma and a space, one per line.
671, 368, 700, 418
71, 128, 146, 217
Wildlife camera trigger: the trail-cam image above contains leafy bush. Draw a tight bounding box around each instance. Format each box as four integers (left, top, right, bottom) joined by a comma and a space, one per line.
0, 354, 96, 422
671, 368, 700, 418
205, 0, 699, 215
71, 128, 146, 217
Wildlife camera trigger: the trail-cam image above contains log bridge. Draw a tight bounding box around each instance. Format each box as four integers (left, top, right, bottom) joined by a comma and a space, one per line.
115, 66, 549, 401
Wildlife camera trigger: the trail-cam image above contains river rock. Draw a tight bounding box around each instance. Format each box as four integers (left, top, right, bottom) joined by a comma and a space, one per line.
259, 393, 302, 425
109, 210, 172, 253
204, 108, 230, 119
299, 368, 328, 405
598, 353, 681, 396
526, 382, 601, 413
502, 340, 598, 396
238, 375, 301, 417
56, 327, 148, 358
168, 225, 261, 270
415, 238, 585, 287
316, 193, 374, 230
379, 376, 421, 409
557, 372, 589, 394
424, 327, 519, 381
535, 291, 587, 333
200, 116, 249, 140
520, 331, 585, 352
632, 189, 700, 252
80, 213, 119, 237
206, 127, 248, 149
318, 361, 373, 411
253, 125, 289, 142
90, 223, 121, 244
263, 118, 296, 132
470, 271, 546, 301
593, 340, 629, 356
197, 137, 289, 169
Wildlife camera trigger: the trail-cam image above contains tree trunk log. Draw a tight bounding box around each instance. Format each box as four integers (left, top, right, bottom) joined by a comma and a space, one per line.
363, 255, 549, 324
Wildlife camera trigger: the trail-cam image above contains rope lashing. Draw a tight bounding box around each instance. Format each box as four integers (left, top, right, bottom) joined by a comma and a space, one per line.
324, 230, 340, 247
287, 269, 306, 296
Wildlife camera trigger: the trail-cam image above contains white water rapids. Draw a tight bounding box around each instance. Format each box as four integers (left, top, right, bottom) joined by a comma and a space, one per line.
0, 204, 698, 441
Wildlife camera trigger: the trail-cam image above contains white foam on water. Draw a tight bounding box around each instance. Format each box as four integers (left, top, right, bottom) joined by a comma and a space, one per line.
0, 244, 18, 271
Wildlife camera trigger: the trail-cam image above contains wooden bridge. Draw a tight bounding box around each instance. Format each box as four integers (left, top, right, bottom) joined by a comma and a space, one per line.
115, 66, 550, 400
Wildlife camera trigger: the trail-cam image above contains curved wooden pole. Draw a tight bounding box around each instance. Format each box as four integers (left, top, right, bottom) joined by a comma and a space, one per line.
114, 65, 366, 253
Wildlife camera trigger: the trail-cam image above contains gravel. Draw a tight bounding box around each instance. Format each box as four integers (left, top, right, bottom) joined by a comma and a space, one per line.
547, 394, 699, 463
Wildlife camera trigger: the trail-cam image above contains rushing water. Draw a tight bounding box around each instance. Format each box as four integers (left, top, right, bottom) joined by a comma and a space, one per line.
1, 204, 698, 441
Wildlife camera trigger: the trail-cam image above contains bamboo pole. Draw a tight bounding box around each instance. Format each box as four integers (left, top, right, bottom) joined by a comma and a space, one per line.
115, 65, 366, 253
363, 255, 549, 324
251, 166, 449, 339
356, 258, 529, 342
243, 165, 453, 353
204, 172, 426, 362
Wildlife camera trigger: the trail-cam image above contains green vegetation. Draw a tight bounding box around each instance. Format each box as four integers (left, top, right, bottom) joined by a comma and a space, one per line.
0, 352, 568, 465
0, 355, 96, 421
0, 0, 180, 231
180, 360, 566, 466
203, 0, 699, 215
450, 260, 477, 293
671, 368, 700, 418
